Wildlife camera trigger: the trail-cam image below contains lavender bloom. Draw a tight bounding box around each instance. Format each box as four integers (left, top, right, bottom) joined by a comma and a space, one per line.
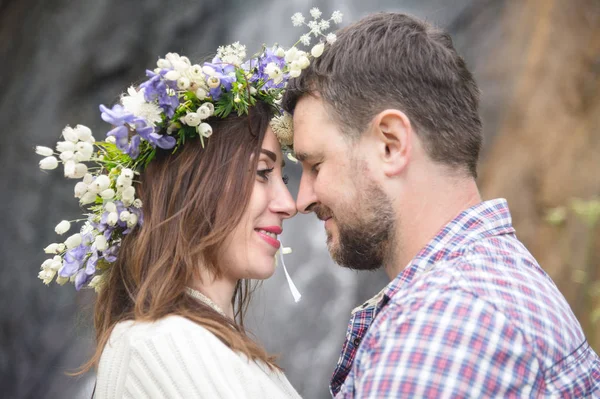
74, 269, 91, 291
140, 69, 179, 118
101, 104, 143, 158
204, 57, 237, 100
254, 49, 287, 90
100, 104, 135, 125
102, 245, 119, 263
59, 244, 88, 278
85, 250, 99, 275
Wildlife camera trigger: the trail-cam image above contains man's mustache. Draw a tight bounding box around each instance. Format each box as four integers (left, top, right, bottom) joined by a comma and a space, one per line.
311, 204, 334, 221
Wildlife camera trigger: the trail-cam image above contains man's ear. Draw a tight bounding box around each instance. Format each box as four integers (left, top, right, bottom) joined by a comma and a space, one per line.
372, 109, 412, 177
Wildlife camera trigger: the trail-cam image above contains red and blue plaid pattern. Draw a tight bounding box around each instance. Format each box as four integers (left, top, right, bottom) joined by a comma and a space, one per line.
331, 199, 600, 398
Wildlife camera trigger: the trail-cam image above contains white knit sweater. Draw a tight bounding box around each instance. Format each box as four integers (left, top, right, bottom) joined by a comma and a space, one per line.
95, 315, 301, 398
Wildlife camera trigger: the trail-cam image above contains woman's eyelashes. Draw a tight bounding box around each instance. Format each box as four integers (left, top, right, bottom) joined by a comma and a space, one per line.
257, 167, 289, 185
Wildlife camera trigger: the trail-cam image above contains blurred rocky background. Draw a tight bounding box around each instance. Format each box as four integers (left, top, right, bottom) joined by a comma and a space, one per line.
1, 0, 598, 398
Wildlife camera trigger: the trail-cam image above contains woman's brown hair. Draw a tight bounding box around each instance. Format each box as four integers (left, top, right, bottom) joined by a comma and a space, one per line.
79, 100, 279, 373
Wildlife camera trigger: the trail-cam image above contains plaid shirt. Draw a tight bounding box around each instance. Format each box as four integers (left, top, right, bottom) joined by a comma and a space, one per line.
331, 199, 600, 398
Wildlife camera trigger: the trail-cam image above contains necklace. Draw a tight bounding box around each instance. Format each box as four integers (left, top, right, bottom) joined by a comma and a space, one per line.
185, 287, 227, 318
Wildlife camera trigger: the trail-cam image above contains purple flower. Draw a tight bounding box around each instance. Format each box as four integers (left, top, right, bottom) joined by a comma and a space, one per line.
85, 250, 99, 275
100, 104, 136, 125
204, 57, 237, 100
140, 69, 179, 118
59, 245, 88, 278
74, 269, 91, 291
102, 245, 119, 263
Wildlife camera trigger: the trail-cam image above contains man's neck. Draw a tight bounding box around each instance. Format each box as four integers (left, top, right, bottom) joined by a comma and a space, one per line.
384, 176, 482, 280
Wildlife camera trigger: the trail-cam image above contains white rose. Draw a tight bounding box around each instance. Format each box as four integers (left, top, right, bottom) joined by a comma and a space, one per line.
74, 182, 88, 198
311, 43, 325, 58
36, 146, 54, 156
105, 201, 117, 213
62, 126, 79, 143
56, 141, 75, 153
183, 112, 202, 127
164, 70, 181, 81
65, 233, 82, 249
75, 125, 93, 142
198, 123, 213, 138
80, 191, 97, 205
94, 235, 108, 251
107, 212, 119, 226
55, 220, 71, 235
39, 156, 58, 170
100, 189, 115, 199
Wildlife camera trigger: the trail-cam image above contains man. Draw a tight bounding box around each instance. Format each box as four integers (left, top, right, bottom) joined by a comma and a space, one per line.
283, 12, 599, 398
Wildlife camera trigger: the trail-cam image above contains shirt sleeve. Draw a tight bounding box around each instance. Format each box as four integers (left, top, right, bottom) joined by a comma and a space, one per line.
352, 289, 541, 398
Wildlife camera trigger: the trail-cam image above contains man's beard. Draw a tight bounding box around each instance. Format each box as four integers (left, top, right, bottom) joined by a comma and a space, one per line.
314, 181, 395, 271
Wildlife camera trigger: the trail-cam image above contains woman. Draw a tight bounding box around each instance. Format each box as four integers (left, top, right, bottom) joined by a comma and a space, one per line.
34, 13, 338, 392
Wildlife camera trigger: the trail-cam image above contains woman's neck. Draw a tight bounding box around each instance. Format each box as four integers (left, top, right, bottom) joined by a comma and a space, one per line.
190, 275, 236, 319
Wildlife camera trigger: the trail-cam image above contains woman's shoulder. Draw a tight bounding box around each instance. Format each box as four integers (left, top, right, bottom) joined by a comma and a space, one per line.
109, 314, 215, 345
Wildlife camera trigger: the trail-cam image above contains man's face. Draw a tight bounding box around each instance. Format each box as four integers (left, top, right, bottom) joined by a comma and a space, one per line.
293, 95, 395, 270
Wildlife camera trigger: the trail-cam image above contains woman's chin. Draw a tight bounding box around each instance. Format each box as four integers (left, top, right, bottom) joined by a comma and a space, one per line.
246, 258, 277, 280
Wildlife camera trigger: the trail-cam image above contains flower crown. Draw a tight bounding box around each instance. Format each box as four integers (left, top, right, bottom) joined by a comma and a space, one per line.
35, 8, 342, 293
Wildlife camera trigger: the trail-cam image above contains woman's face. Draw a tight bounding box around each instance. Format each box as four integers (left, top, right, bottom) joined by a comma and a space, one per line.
219, 127, 297, 281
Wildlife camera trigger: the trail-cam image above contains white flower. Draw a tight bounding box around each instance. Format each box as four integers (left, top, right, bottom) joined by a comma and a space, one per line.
216, 42, 247, 65
50, 255, 63, 270
291, 12, 305, 27
183, 112, 202, 127
36, 146, 54, 156
202, 65, 216, 76
310, 7, 322, 19
265, 62, 283, 83
121, 168, 134, 180
270, 112, 294, 147
177, 77, 191, 90
79, 191, 97, 205
289, 68, 302, 78
91, 175, 110, 192
307, 20, 322, 35
300, 34, 311, 46
59, 151, 74, 162
203, 102, 215, 114
285, 47, 300, 63
88, 275, 104, 292
311, 43, 325, 58
100, 189, 115, 199
319, 20, 330, 30
119, 211, 131, 222
107, 212, 119, 226
65, 233, 82, 249
39, 156, 59, 170
74, 125, 93, 142
55, 220, 72, 235
198, 123, 213, 138
187, 64, 205, 81
197, 105, 212, 120
56, 141, 75, 153
62, 126, 79, 143
105, 201, 117, 213
94, 235, 108, 251
195, 88, 208, 100
164, 70, 181, 81
133, 198, 143, 208
207, 76, 220, 89
74, 182, 88, 198
76, 141, 94, 160
38, 268, 56, 285
127, 213, 139, 228
44, 243, 62, 254
326, 33, 337, 44
121, 186, 135, 201
64, 161, 87, 179
298, 55, 310, 69
121, 87, 163, 126
116, 174, 132, 190
157, 58, 171, 69
331, 11, 343, 24
105, 136, 116, 144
